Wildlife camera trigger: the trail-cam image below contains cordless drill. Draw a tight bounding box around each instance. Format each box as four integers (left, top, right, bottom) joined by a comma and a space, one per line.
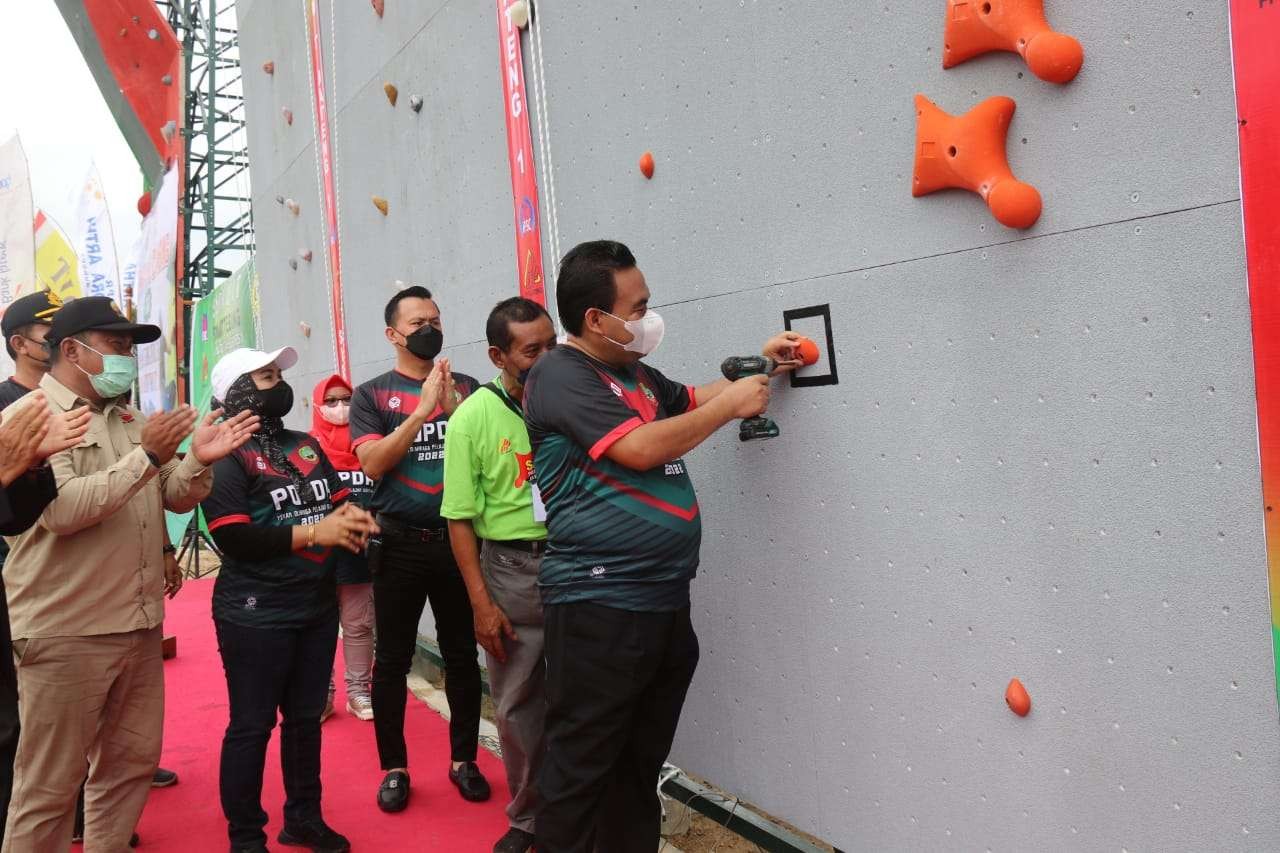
720, 356, 780, 441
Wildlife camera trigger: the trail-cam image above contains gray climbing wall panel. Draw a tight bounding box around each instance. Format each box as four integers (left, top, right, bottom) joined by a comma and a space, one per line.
236, 0, 1277, 848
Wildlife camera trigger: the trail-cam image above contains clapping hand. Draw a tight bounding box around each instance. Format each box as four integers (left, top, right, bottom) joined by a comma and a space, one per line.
314, 504, 381, 553
191, 409, 260, 466
37, 405, 91, 460
414, 361, 447, 418
0, 393, 52, 487
141, 406, 199, 466
440, 358, 462, 415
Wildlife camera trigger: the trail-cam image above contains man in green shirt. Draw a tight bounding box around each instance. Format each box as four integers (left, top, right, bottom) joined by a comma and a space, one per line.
442, 297, 557, 853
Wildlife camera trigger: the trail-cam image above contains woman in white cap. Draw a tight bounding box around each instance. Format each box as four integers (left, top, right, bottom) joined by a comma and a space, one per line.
200, 347, 379, 853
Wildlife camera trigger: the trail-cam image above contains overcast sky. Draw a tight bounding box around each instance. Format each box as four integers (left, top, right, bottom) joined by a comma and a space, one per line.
0, 0, 143, 271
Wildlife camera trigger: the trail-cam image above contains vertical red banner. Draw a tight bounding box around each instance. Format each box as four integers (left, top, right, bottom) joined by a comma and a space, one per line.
305, 0, 350, 381
1230, 0, 1280, 709
496, 0, 546, 305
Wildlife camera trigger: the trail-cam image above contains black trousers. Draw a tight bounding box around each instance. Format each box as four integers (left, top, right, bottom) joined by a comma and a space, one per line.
215, 617, 337, 847
0, 568, 16, 843
370, 533, 481, 769
535, 602, 700, 853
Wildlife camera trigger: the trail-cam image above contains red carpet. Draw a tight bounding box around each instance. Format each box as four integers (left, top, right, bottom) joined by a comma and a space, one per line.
135, 578, 510, 851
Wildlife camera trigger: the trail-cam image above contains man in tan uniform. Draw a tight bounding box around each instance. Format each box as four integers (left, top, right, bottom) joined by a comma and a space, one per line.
2, 297, 259, 853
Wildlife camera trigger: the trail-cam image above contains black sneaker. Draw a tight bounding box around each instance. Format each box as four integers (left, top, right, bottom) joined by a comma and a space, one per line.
493, 826, 535, 853
377, 770, 410, 813
449, 761, 491, 803
230, 845, 269, 853
277, 819, 350, 852
152, 767, 179, 787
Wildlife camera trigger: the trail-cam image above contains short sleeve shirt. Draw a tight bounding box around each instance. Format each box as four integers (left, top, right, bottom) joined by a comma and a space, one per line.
201, 431, 347, 628
441, 376, 546, 542
0, 377, 35, 411
522, 346, 701, 612
349, 369, 478, 527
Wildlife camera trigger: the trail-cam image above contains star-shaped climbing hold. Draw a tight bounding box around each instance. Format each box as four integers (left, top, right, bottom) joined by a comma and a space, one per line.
912, 94, 1042, 230
943, 0, 1083, 84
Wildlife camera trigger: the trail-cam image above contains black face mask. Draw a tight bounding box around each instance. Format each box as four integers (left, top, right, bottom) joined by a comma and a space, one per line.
401, 325, 443, 360
259, 381, 294, 419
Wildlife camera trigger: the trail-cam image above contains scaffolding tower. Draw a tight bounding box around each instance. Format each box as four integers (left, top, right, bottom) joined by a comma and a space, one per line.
156, 0, 253, 364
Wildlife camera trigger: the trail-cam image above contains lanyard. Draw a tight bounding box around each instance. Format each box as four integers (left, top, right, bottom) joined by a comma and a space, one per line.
482, 381, 523, 419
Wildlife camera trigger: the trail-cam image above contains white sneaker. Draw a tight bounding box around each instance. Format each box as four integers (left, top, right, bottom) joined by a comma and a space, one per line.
347, 694, 374, 721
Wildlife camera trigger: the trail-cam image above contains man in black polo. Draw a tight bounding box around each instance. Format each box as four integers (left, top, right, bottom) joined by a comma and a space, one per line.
523, 240, 803, 851
349, 285, 490, 814
0, 290, 60, 409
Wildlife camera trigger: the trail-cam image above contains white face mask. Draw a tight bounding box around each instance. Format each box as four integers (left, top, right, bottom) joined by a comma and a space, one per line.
601, 309, 665, 356
319, 400, 350, 425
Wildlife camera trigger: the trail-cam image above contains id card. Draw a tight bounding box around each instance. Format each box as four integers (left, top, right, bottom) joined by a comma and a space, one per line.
531, 482, 547, 523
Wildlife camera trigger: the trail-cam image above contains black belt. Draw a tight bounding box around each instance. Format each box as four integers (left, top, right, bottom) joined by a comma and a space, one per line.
487, 539, 547, 556
375, 513, 448, 542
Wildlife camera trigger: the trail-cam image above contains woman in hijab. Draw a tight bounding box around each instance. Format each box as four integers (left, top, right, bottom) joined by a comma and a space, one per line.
310, 374, 376, 722
200, 347, 379, 853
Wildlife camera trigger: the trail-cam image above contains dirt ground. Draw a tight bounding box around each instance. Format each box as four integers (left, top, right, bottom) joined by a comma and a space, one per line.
664, 793, 835, 853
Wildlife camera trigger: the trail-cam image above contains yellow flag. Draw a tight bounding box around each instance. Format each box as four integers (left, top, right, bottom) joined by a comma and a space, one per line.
33, 209, 81, 301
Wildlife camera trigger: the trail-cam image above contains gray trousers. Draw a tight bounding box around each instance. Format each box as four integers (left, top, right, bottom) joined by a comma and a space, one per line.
480, 541, 546, 834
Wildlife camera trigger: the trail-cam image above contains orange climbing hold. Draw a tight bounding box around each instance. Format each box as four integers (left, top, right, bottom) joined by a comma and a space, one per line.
943, 0, 1083, 84
1005, 678, 1031, 716
796, 336, 820, 367
912, 94, 1041, 230
262, 60, 275, 75
370, 0, 384, 18
383, 83, 398, 106
372, 196, 389, 216
281, 107, 293, 126
639, 151, 655, 180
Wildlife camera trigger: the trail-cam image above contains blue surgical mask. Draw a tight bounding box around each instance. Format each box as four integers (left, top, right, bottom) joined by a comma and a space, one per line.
75, 342, 138, 398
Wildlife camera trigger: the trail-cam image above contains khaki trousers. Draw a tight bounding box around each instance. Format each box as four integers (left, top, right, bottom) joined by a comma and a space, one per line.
3, 627, 163, 853
480, 541, 546, 834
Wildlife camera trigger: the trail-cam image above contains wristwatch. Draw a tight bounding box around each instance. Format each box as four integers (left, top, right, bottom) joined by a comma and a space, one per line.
162, 544, 177, 555
144, 449, 162, 469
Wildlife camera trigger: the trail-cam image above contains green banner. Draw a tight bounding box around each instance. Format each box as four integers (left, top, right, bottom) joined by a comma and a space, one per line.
170, 259, 261, 542
190, 258, 261, 418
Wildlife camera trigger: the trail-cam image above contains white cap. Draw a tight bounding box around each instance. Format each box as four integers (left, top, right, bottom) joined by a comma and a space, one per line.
210, 346, 299, 401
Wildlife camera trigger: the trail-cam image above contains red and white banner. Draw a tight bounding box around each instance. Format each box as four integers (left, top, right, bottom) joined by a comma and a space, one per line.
496, 0, 546, 305
305, 0, 350, 381
1230, 0, 1280, 708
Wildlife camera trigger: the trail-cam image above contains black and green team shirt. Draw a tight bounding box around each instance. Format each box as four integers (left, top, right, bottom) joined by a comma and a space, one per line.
202, 431, 348, 628
523, 346, 701, 612
330, 461, 376, 585
349, 368, 478, 527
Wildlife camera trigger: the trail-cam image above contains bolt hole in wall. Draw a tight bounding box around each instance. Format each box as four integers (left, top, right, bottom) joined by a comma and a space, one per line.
235, 0, 1280, 850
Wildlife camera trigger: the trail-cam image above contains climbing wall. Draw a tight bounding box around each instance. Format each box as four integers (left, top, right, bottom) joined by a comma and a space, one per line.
235, 0, 1279, 849
237, 0, 514, 404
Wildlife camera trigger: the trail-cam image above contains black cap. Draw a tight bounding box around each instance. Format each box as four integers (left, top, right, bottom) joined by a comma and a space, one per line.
47, 296, 161, 346
2, 289, 62, 338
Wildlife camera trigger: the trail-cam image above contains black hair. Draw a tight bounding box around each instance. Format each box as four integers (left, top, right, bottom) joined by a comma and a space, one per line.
486, 297, 551, 351
384, 285, 434, 327
555, 240, 636, 336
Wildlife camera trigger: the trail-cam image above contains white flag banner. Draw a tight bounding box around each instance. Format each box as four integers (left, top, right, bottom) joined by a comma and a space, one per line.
135, 167, 179, 416
73, 164, 121, 301
0, 134, 35, 377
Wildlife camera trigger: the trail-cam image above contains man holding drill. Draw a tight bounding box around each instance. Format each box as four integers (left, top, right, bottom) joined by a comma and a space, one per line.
523, 240, 803, 851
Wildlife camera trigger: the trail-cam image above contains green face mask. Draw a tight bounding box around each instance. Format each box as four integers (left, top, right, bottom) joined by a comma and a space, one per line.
75, 341, 138, 398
